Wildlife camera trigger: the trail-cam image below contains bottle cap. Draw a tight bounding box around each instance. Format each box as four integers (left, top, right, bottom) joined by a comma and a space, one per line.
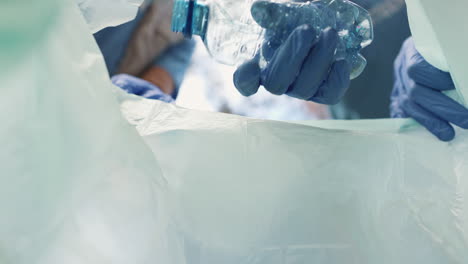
172, 0, 209, 39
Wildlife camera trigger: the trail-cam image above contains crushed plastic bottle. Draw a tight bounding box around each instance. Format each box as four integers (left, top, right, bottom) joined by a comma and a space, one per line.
172, 0, 373, 79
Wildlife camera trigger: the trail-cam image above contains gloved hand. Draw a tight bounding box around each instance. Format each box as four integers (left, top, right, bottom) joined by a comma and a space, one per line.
391, 37, 468, 141
111, 74, 175, 103
233, 0, 351, 104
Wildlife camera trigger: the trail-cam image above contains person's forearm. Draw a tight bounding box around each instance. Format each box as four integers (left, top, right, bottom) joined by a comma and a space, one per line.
117, 1, 185, 76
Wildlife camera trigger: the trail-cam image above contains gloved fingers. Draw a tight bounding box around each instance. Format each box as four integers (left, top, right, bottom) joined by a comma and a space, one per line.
402, 100, 455, 142
261, 24, 319, 95
111, 74, 175, 102
261, 39, 281, 62
111, 74, 145, 95
308, 60, 351, 105
411, 84, 468, 129
407, 59, 454, 91
141, 89, 175, 103
233, 58, 261, 96
403, 38, 454, 90
286, 27, 339, 99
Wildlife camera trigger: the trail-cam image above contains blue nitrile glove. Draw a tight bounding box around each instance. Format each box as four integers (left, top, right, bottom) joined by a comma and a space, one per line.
391, 37, 468, 141
233, 0, 351, 104
112, 74, 175, 103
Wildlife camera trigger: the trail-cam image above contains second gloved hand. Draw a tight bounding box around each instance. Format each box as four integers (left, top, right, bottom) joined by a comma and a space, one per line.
392, 37, 468, 141
111, 74, 175, 103
233, 0, 351, 104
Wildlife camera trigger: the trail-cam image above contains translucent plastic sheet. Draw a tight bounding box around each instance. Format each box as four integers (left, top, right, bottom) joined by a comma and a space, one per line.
2, 0, 468, 263
1, 2, 168, 263
123, 99, 468, 263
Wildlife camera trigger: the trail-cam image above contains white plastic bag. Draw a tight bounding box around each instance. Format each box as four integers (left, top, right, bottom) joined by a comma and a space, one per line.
121, 99, 468, 263
1, 1, 168, 263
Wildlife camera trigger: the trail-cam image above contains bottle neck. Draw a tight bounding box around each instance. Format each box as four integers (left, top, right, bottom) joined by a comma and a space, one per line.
172, 0, 209, 40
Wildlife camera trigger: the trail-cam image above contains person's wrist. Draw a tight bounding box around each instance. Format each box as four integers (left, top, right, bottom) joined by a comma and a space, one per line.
140, 66, 175, 96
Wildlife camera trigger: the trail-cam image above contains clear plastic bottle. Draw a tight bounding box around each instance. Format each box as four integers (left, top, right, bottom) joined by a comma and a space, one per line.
172, 0, 373, 79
